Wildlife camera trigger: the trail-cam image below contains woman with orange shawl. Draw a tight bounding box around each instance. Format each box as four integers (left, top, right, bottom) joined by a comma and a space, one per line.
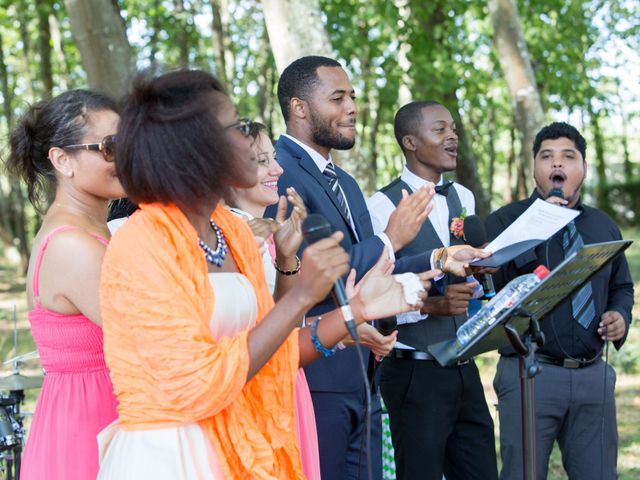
97, 70, 431, 479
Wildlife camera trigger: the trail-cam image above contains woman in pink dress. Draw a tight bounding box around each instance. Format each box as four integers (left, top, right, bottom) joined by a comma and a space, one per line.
5, 90, 124, 479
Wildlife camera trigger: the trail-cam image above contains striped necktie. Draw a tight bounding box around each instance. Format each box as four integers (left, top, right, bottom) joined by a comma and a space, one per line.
563, 220, 596, 329
323, 162, 352, 225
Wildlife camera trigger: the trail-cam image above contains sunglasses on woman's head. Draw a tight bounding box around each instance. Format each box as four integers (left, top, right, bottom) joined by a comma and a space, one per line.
62, 134, 117, 162
224, 118, 254, 138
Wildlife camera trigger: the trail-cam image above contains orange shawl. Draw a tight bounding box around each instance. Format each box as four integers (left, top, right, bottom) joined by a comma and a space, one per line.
100, 203, 303, 479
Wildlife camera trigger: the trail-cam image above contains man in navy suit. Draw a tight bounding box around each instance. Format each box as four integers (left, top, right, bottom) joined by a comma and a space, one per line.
265, 56, 483, 479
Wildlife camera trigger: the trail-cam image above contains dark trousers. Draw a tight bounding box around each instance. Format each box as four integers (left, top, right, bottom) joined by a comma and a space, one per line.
311, 388, 383, 480
493, 356, 618, 480
380, 357, 498, 480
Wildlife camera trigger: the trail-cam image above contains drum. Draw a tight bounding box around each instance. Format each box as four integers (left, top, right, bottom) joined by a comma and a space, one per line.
0, 407, 16, 450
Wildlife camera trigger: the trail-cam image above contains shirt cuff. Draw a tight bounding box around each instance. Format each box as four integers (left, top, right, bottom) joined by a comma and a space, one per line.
376, 233, 396, 263
396, 310, 428, 325
430, 249, 445, 281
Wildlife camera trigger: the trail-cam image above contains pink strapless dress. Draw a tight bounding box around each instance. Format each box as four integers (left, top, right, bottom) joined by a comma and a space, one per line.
20, 227, 118, 480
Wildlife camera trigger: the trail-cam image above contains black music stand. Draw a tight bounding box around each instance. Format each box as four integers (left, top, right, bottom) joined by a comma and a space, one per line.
427, 240, 632, 480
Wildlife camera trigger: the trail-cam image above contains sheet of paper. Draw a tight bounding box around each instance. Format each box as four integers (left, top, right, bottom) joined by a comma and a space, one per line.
485, 198, 580, 253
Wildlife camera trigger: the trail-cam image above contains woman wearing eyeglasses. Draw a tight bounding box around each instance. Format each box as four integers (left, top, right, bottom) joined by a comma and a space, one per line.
225, 122, 326, 479
96, 70, 432, 479
5, 90, 123, 480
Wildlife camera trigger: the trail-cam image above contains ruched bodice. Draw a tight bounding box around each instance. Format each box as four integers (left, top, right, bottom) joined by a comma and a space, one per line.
20, 226, 118, 480
29, 308, 109, 373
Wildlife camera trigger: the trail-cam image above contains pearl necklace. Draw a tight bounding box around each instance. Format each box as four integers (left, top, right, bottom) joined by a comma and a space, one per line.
198, 220, 228, 267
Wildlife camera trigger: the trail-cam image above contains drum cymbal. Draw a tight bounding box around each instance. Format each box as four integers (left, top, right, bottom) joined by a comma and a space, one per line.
0, 373, 43, 390
3, 350, 39, 365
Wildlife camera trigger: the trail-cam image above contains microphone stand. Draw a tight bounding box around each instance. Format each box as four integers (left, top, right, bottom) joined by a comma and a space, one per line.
504, 311, 545, 480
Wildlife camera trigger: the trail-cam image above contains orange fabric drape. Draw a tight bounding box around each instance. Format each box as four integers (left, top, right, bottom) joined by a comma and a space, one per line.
100, 203, 303, 479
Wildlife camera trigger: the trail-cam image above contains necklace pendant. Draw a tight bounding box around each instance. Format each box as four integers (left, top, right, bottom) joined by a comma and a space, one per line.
198, 220, 228, 268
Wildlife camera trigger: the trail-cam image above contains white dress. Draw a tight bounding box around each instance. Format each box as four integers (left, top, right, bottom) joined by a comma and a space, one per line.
97, 273, 258, 480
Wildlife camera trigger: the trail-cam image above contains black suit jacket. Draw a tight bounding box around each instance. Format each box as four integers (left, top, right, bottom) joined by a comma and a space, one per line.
265, 135, 432, 392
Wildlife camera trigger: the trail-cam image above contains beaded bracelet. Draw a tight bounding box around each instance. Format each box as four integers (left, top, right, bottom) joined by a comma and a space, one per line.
310, 316, 337, 358
274, 255, 301, 276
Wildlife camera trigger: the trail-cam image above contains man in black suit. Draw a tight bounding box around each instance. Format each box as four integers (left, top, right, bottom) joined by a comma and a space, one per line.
265, 56, 486, 480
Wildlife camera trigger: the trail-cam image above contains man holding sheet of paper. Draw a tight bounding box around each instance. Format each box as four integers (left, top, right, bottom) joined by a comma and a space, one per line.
486, 122, 634, 480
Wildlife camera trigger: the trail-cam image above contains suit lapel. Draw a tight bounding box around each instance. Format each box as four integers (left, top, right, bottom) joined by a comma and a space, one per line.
278, 137, 355, 231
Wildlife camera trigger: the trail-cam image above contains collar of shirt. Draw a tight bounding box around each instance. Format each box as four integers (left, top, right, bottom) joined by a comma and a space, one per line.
400, 165, 452, 246
282, 133, 332, 173
400, 166, 439, 192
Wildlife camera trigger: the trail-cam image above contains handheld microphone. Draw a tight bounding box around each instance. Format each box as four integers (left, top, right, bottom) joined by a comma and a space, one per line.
302, 214, 359, 341
547, 188, 564, 200
463, 215, 495, 299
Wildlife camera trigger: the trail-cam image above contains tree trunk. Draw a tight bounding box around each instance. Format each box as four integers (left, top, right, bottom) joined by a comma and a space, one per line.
0, 31, 30, 270
393, 0, 413, 107
174, 0, 189, 68
487, 102, 497, 207
255, 27, 271, 122
0, 32, 13, 129
148, 0, 161, 71
587, 102, 611, 214
260, 0, 332, 74
507, 123, 516, 203
49, 12, 71, 90
488, 0, 544, 199
37, 0, 54, 98
431, 88, 489, 218
449, 103, 491, 218
16, 0, 35, 100
261, 0, 371, 187
265, 63, 277, 136
622, 120, 632, 179
211, 0, 234, 85
64, 0, 134, 99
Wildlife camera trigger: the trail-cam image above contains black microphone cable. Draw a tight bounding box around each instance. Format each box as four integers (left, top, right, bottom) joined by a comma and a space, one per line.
355, 341, 372, 480
302, 214, 372, 480
600, 325, 609, 480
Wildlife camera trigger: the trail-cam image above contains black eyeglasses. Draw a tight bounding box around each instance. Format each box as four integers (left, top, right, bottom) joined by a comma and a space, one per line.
62, 135, 117, 162
224, 118, 254, 137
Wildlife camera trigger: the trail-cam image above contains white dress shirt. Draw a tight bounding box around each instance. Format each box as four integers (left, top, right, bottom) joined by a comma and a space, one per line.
367, 166, 476, 337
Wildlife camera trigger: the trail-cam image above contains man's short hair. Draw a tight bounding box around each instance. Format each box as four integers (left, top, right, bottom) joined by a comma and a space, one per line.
394, 100, 443, 152
533, 122, 587, 160
277, 56, 342, 123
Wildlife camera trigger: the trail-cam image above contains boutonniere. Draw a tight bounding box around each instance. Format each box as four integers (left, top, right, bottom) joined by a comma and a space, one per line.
449, 208, 467, 239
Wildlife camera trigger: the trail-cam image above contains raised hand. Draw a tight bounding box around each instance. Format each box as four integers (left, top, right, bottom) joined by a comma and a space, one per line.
347, 249, 439, 322
273, 187, 307, 261
247, 217, 279, 240
384, 185, 435, 252
437, 245, 491, 277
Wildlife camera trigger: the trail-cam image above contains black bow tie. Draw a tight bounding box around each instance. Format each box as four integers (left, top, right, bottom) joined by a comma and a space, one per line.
435, 181, 454, 196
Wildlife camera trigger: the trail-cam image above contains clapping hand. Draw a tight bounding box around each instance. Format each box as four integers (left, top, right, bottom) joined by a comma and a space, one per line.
247, 218, 279, 240
384, 186, 435, 252
347, 249, 439, 322
273, 187, 307, 260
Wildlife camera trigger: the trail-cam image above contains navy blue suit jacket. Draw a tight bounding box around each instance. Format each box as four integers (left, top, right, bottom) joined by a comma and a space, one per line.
265, 135, 432, 392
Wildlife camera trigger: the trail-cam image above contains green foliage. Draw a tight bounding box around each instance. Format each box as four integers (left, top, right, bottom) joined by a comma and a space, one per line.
0, 0, 638, 255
